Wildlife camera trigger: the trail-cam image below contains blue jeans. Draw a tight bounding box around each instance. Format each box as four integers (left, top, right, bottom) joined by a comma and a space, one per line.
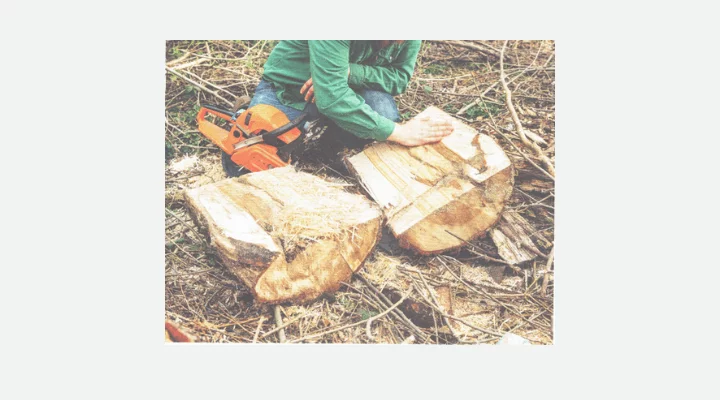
249, 79, 400, 147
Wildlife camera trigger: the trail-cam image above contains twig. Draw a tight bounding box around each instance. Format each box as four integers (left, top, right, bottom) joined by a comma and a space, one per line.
468, 41, 504, 56
164, 234, 208, 267
165, 268, 215, 277
456, 69, 525, 115
165, 66, 234, 107
365, 316, 375, 341
416, 74, 472, 82
165, 121, 216, 151
274, 305, 286, 343
443, 230, 511, 265
438, 259, 550, 331
353, 282, 426, 343
173, 68, 239, 100
428, 40, 503, 60
171, 58, 209, 71
165, 207, 205, 242
355, 274, 429, 342
411, 271, 461, 338
541, 246, 554, 297
289, 289, 413, 343
514, 190, 555, 209
165, 172, 203, 183
479, 98, 555, 181
409, 271, 502, 338
183, 51, 256, 62
261, 311, 308, 339
500, 41, 555, 177
166, 52, 191, 67
494, 128, 555, 181
252, 315, 266, 343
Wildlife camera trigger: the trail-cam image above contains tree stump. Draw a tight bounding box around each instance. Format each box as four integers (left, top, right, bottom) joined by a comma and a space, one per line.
184, 167, 382, 304
345, 106, 514, 254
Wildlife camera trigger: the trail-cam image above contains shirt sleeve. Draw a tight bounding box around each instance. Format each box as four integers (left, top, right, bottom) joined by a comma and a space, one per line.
348, 41, 421, 96
308, 41, 396, 141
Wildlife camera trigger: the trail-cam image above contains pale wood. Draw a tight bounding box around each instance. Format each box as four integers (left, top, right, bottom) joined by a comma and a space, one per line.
346, 107, 514, 254
184, 167, 382, 304
489, 211, 544, 264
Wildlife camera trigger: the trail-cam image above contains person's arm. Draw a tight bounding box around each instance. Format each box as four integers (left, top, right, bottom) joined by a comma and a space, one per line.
347, 41, 422, 96
308, 41, 396, 141
308, 41, 454, 145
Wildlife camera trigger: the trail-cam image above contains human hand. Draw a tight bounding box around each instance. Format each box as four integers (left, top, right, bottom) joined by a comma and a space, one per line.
386, 116, 454, 147
300, 77, 315, 103
300, 69, 351, 103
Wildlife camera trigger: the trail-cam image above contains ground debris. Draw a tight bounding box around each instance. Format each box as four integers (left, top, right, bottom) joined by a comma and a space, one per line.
165, 40, 554, 344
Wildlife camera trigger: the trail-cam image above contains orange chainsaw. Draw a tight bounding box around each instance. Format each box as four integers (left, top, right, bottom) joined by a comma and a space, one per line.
196, 97, 313, 177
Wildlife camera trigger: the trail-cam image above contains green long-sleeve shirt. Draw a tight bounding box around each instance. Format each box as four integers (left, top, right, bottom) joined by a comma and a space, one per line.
261, 40, 422, 141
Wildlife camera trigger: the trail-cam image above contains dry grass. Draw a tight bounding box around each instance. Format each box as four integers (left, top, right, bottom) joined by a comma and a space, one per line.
165, 40, 554, 344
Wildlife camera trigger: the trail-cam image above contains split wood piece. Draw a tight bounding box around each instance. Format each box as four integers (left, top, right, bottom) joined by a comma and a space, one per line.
184, 167, 382, 304
346, 106, 514, 254
490, 211, 544, 265
517, 179, 554, 194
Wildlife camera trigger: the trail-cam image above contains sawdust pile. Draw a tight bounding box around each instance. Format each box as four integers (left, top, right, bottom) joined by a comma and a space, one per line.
238, 167, 381, 257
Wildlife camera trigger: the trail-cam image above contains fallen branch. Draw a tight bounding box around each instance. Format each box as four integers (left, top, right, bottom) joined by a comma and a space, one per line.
252, 315, 266, 343
261, 311, 308, 339
500, 41, 555, 177
166, 52, 191, 67
428, 40, 504, 61
274, 305, 286, 343
170, 57, 209, 71
175, 67, 239, 100
477, 95, 555, 181
541, 246, 554, 297
165, 66, 234, 107
523, 129, 548, 146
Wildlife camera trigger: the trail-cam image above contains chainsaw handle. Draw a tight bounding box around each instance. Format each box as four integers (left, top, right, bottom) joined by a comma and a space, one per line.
196, 106, 234, 125
262, 111, 308, 140
196, 105, 239, 155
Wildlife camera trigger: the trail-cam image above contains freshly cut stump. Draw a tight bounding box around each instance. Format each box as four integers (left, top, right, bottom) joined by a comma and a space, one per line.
184, 167, 382, 304
346, 106, 514, 254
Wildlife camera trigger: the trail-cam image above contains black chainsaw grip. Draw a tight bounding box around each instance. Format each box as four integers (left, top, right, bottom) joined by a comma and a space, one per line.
259, 110, 308, 149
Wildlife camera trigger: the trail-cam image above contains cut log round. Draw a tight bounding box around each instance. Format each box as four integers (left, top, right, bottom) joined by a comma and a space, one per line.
184, 167, 382, 304
345, 107, 514, 254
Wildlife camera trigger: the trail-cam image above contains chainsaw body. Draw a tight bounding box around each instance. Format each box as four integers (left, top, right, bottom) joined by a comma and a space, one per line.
197, 103, 304, 173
